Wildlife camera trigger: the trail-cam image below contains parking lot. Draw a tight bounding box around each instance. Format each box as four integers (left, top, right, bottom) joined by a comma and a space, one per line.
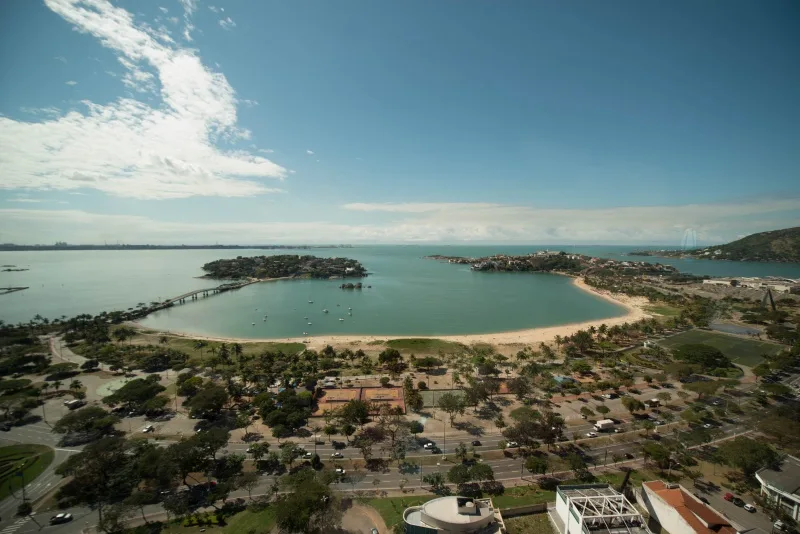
696, 485, 775, 534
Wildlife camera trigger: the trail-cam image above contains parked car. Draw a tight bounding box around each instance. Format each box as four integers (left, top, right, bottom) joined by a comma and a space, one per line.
732, 497, 745, 507
743, 504, 756, 513
331, 452, 344, 459
774, 520, 788, 532
335, 467, 346, 476
0, 424, 10, 432
624, 453, 634, 459
724, 493, 735, 502
471, 440, 481, 446
303, 451, 313, 459
693, 493, 709, 504
505, 441, 519, 448
423, 442, 435, 450
586, 432, 598, 438
50, 513, 73, 525
142, 425, 155, 433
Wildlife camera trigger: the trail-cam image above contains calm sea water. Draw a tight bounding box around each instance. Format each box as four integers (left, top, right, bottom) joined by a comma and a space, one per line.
2, 246, 799, 338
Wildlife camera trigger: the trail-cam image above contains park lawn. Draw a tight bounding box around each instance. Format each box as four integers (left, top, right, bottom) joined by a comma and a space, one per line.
386, 338, 466, 354
505, 513, 556, 534
129, 331, 305, 358
0, 444, 55, 501
644, 304, 682, 317
658, 329, 783, 367
368, 496, 429, 528
493, 485, 555, 509
159, 507, 276, 534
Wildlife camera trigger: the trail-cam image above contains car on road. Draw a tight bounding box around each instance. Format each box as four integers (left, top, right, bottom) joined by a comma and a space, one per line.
724, 492, 735, 502
0, 424, 10, 431
703, 423, 714, 429
303, 451, 313, 459
586, 432, 598, 438
693, 493, 709, 504
50, 513, 73, 525
505, 441, 518, 448
423, 442, 436, 449
743, 503, 756, 513
624, 453, 634, 459
371, 529, 379, 534
331, 452, 344, 459
654, 420, 665, 426
335, 467, 346, 476
774, 520, 788, 532
142, 425, 155, 433
471, 440, 481, 446
732, 497, 745, 507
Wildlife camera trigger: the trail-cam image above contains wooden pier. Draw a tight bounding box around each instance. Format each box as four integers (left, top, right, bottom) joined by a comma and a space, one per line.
0, 286, 28, 295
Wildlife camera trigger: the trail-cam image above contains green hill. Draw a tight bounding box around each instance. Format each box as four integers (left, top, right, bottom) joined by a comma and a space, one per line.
688, 227, 800, 263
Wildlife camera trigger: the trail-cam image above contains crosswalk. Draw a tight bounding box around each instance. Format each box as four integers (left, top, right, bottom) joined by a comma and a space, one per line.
0, 516, 31, 534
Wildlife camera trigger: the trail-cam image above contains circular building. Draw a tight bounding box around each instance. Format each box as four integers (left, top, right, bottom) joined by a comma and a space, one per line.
403, 496, 505, 533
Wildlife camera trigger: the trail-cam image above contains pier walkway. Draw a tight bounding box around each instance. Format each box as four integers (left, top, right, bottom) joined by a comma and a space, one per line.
163, 280, 256, 305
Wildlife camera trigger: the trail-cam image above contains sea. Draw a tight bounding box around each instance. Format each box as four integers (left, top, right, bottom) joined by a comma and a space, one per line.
2, 246, 799, 339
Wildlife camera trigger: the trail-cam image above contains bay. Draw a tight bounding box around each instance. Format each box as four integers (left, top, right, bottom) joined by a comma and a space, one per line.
2, 246, 799, 338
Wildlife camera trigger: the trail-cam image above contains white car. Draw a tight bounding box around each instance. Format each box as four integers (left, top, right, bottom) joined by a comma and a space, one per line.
50, 513, 73, 525
303, 451, 313, 459
505, 441, 519, 448
331, 452, 344, 459
743, 503, 756, 513
335, 467, 346, 476
423, 442, 435, 449
586, 432, 598, 438
142, 425, 154, 433
703, 423, 713, 429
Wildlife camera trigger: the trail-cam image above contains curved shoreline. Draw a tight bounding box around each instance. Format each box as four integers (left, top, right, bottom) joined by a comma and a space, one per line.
132, 276, 652, 348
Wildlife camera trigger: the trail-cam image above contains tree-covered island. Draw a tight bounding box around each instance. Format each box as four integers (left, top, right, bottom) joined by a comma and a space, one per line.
201, 254, 367, 280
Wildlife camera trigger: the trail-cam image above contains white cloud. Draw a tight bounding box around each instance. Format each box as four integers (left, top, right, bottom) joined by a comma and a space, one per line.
218, 17, 235, 30
55, 56, 68, 63
3, 199, 798, 244
65, 80, 78, 86
0, 0, 286, 200
208, 5, 219, 13
6, 198, 42, 203
306, 149, 314, 155
158, 6, 168, 14
20, 107, 62, 118
258, 148, 274, 154
242, 99, 258, 107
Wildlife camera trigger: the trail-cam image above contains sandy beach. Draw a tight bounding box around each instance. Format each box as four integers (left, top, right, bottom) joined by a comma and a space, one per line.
135, 276, 652, 350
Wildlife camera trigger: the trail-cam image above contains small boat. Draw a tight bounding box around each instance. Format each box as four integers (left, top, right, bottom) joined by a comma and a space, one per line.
303, 332, 308, 335
251, 322, 255, 326
323, 309, 329, 313
308, 322, 312, 325
308, 300, 313, 303
336, 304, 340, 306
304, 316, 308, 319
348, 312, 352, 316
348, 307, 352, 310
339, 318, 344, 321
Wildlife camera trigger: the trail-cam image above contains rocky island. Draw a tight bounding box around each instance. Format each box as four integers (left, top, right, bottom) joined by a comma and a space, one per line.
201, 254, 367, 280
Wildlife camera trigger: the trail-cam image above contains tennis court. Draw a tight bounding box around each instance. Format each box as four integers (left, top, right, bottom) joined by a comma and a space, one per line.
420, 389, 465, 408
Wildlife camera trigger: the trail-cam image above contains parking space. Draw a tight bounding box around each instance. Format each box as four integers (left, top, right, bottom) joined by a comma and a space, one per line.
696, 486, 774, 534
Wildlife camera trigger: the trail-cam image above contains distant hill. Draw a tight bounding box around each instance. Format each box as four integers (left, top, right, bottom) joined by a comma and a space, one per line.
632, 227, 800, 263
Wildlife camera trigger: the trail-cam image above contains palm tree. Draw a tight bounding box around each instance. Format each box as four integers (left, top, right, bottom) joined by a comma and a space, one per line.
69, 380, 83, 394
232, 343, 243, 363
193, 340, 208, 359
53, 380, 63, 392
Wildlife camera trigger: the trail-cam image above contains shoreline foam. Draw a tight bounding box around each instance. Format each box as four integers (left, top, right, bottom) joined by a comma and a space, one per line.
132, 276, 651, 349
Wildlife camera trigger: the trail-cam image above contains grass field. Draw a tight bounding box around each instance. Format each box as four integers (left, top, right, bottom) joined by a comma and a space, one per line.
368, 496, 428, 528
644, 304, 682, 317
420, 388, 465, 408
114, 329, 307, 358
0, 444, 54, 501
657, 329, 783, 367
505, 514, 556, 534
159, 507, 276, 534
386, 338, 466, 354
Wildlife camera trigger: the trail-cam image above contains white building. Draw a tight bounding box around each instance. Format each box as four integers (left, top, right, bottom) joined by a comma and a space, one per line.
756, 455, 800, 521
403, 496, 505, 533
641, 481, 738, 534
551, 484, 648, 534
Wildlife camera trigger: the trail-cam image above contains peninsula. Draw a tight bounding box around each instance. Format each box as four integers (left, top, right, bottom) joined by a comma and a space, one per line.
630, 226, 800, 263
201, 254, 367, 280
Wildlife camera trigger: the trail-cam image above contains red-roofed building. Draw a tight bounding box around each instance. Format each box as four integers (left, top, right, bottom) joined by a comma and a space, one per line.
641, 481, 740, 534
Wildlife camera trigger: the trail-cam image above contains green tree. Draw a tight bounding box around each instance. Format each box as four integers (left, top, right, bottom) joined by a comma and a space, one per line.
622, 396, 645, 415
717, 437, 779, 477
408, 421, 424, 437
52, 406, 119, 436
447, 464, 471, 485
275, 470, 342, 534
454, 442, 468, 462
525, 455, 549, 476
437, 392, 466, 427
596, 405, 610, 416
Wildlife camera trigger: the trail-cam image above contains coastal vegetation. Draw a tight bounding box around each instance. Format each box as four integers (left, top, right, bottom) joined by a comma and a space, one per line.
201, 254, 367, 280
631, 226, 800, 263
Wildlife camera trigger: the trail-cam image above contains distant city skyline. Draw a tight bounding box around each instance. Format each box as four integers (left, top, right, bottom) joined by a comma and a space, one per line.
1, 0, 798, 244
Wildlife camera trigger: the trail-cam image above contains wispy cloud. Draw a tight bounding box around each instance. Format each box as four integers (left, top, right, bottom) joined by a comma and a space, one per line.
306, 149, 315, 155
208, 5, 219, 13
65, 80, 78, 86
158, 6, 168, 14
258, 148, 274, 154
6, 198, 42, 203
218, 17, 236, 30
54, 56, 67, 63
3, 199, 798, 244
0, 0, 286, 200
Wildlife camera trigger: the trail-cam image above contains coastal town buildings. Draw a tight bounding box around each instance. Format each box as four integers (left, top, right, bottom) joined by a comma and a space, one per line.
402, 496, 506, 533
755, 456, 800, 521
701, 277, 799, 294
640, 481, 738, 534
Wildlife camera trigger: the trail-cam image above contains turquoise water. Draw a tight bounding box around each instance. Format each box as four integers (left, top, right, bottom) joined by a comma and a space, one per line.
2, 246, 799, 338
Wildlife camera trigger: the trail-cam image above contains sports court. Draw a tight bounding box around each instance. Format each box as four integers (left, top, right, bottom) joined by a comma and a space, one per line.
361, 387, 405, 414
313, 388, 361, 416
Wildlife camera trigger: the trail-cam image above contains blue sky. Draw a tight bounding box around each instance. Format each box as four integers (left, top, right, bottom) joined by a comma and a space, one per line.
0, 0, 798, 245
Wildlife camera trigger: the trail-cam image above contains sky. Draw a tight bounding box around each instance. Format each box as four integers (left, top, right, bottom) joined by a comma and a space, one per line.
0, 0, 798, 246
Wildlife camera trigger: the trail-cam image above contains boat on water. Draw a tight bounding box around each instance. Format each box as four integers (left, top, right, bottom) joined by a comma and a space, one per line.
307, 322, 312, 325
348, 307, 352, 310
308, 300, 313, 303
348, 312, 352, 316
304, 316, 308, 319
303, 331, 308, 335
339, 318, 344, 321
323, 309, 329, 313
251, 322, 255, 325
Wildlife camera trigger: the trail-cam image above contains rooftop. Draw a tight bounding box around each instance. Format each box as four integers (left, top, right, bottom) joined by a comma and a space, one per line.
756, 455, 800, 497
643, 481, 737, 534
404, 496, 504, 533
558, 484, 648, 534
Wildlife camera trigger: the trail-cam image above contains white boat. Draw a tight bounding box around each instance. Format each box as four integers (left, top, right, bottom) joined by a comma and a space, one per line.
303, 332, 308, 335
251, 322, 255, 325
348, 312, 352, 316
323, 309, 329, 313
304, 316, 308, 319
308, 300, 313, 303
348, 307, 352, 310
308, 322, 312, 325
339, 318, 344, 321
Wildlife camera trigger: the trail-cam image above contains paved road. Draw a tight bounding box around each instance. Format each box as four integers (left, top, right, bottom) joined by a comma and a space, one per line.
697, 485, 773, 534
